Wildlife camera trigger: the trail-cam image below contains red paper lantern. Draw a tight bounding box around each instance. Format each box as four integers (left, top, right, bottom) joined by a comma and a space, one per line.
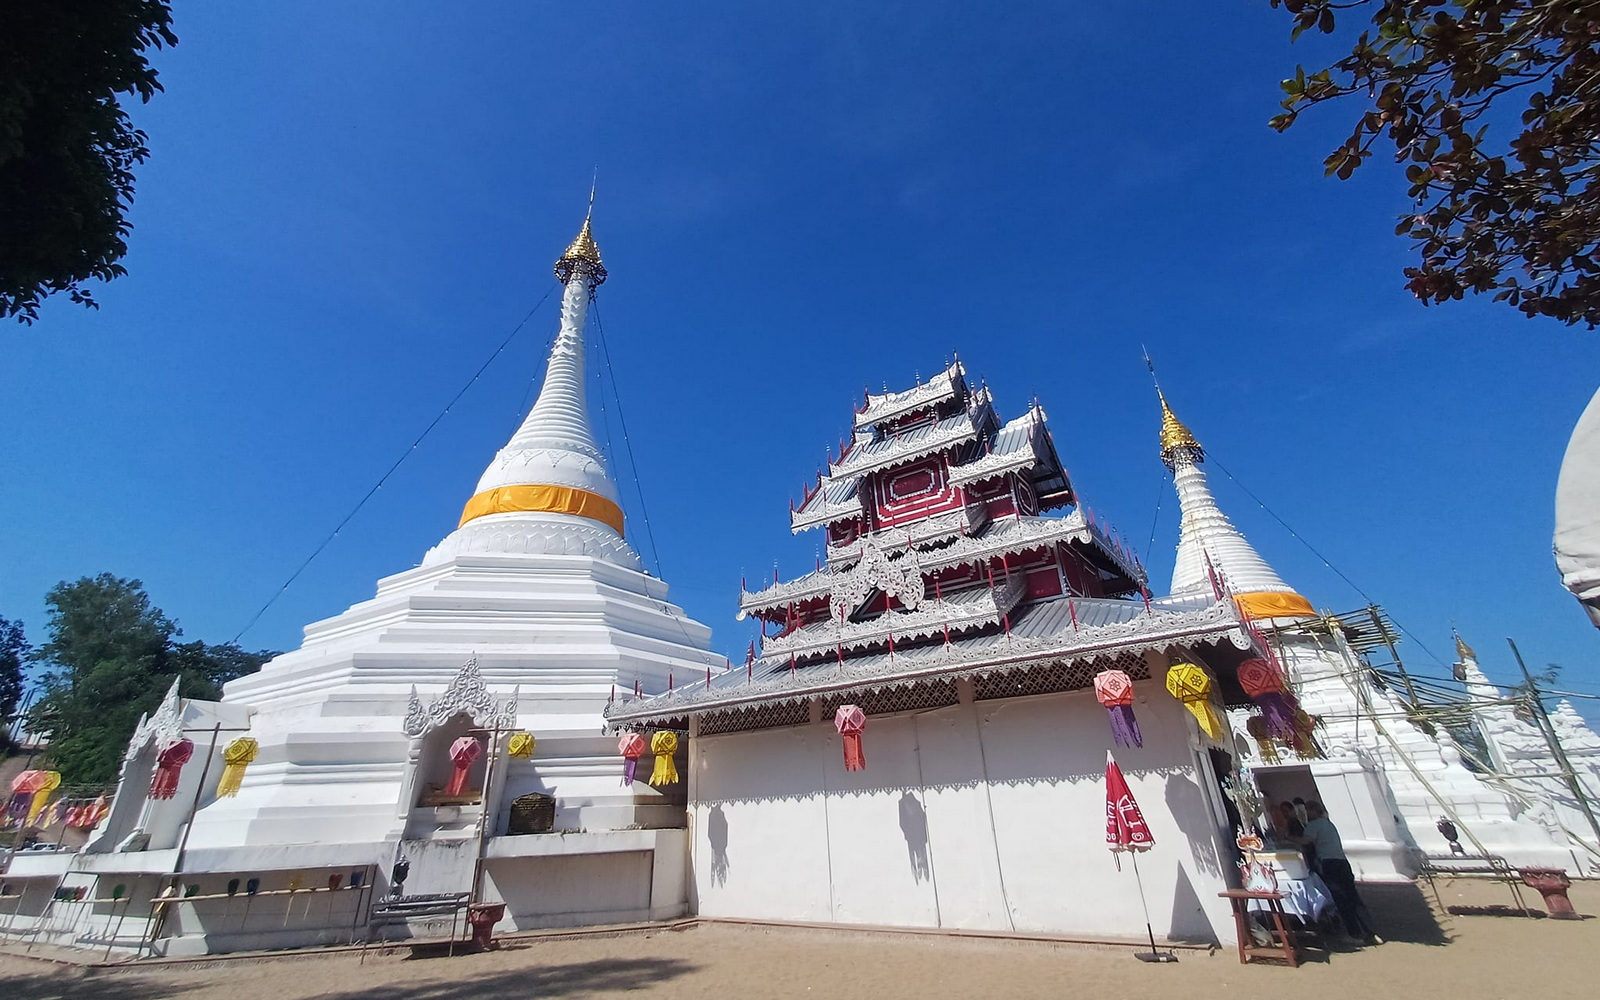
445, 736, 483, 796
1093, 669, 1142, 748
834, 705, 866, 771
150, 739, 194, 800
1093, 670, 1135, 707
1237, 658, 1284, 699
618, 732, 648, 786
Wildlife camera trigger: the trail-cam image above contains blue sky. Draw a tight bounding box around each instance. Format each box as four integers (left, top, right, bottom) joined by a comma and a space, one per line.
3, 2, 1598, 717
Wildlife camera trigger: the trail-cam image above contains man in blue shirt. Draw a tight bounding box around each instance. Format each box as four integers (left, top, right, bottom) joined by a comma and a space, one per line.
1303, 800, 1380, 943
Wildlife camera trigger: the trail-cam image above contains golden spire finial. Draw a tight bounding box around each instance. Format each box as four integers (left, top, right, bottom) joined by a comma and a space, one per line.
1146, 349, 1203, 470
1454, 630, 1476, 662
554, 180, 606, 287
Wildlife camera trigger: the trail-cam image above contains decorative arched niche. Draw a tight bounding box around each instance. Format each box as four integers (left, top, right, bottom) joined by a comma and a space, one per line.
400, 657, 518, 814
414, 714, 488, 806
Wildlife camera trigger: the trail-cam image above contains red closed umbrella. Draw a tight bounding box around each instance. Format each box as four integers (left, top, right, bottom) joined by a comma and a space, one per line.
1105, 752, 1175, 963
1105, 752, 1154, 851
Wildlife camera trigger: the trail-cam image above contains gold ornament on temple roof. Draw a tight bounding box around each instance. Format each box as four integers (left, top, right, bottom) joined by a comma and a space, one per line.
1454, 632, 1475, 662
554, 216, 607, 286
1158, 390, 1204, 469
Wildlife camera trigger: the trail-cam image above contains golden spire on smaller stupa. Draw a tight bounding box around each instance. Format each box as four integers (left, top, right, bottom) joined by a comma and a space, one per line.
1146, 349, 1203, 470
1159, 389, 1202, 456
554, 177, 607, 286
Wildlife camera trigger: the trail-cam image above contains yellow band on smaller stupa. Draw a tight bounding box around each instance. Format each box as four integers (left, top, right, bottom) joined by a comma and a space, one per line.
460, 484, 624, 534
1235, 591, 1317, 620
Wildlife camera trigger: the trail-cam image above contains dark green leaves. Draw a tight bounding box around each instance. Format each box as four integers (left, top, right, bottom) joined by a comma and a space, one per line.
25, 575, 274, 785
1268, 0, 1600, 325
0, 1, 177, 324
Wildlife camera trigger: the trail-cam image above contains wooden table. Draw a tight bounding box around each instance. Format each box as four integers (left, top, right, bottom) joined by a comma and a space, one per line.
1218, 889, 1300, 967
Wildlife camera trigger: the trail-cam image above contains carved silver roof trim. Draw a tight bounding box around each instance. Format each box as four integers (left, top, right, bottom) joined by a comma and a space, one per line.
403, 655, 520, 737
762, 574, 1025, 659
950, 410, 1045, 487
855, 361, 967, 430
830, 411, 981, 479
745, 510, 1146, 620
918, 512, 1145, 586
790, 474, 863, 533
825, 505, 991, 563
609, 596, 1248, 724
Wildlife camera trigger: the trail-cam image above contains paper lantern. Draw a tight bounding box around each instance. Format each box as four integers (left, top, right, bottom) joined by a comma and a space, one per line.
1093, 669, 1143, 748
150, 739, 194, 800
834, 705, 867, 771
24, 771, 59, 826
1245, 715, 1281, 764
618, 732, 648, 786
216, 737, 259, 798
1165, 663, 1223, 740
648, 731, 680, 786
1236, 658, 1296, 741
10, 771, 49, 825
445, 736, 483, 796
507, 732, 536, 759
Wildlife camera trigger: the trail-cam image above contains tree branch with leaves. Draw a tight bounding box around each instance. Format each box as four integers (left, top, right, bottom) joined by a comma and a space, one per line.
1270, 0, 1600, 325
0, 1, 177, 324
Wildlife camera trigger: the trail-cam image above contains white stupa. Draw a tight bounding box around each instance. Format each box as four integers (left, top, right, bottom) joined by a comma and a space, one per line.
1157, 393, 1583, 874
23, 214, 723, 955
1159, 392, 1315, 620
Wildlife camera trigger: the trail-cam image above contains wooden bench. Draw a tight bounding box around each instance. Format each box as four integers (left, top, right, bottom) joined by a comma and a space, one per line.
362, 892, 471, 961
1218, 889, 1302, 967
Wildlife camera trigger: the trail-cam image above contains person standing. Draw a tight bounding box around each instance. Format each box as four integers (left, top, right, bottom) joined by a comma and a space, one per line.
1302, 800, 1380, 943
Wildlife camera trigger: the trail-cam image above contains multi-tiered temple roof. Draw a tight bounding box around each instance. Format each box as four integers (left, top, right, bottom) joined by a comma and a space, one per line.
610, 364, 1262, 731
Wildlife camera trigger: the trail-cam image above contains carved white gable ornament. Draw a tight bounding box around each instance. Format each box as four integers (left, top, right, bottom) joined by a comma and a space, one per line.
403, 656, 519, 737
831, 537, 924, 616
125, 677, 185, 760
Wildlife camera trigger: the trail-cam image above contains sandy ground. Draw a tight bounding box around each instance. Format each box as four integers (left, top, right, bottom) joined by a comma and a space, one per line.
2, 879, 1597, 1000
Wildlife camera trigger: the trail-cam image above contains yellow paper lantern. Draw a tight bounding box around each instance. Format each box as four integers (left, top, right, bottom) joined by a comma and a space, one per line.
507, 732, 536, 759
25, 771, 60, 826
648, 731, 680, 787
1165, 662, 1224, 740
216, 737, 258, 798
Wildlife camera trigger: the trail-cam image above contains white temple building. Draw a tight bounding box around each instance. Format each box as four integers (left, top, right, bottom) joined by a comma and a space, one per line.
1, 217, 722, 955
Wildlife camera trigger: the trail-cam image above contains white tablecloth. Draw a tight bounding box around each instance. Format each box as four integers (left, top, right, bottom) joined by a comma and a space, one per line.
1247, 873, 1334, 921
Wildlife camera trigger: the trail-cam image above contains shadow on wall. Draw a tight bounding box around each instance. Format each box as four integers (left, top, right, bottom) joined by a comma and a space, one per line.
898, 792, 931, 883
1167, 862, 1220, 945
1163, 772, 1222, 878
708, 803, 730, 887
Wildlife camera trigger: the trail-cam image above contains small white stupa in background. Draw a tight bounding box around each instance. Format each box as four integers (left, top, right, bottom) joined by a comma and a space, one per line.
4, 213, 722, 956
1153, 395, 1595, 876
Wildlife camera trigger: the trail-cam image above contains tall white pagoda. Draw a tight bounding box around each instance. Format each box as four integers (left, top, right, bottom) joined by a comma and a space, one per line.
3, 215, 722, 955
1155, 395, 1590, 874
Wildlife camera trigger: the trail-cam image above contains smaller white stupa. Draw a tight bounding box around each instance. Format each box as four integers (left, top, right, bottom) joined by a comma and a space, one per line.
1159, 392, 1315, 620
1157, 392, 1590, 875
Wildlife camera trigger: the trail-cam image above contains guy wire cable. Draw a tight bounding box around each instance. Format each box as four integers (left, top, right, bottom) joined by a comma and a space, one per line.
232, 285, 559, 642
